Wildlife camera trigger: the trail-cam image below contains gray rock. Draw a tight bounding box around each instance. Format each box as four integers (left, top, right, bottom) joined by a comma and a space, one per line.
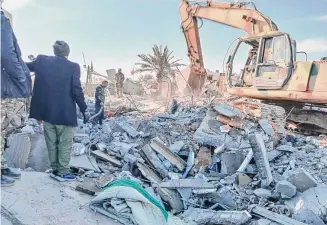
254, 188, 272, 198
256, 218, 280, 225
258, 119, 274, 136
267, 150, 282, 161
276, 145, 296, 152
220, 152, 245, 175
284, 168, 318, 192
213, 103, 243, 118
292, 209, 325, 225
169, 141, 185, 154
276, 180, 296, 198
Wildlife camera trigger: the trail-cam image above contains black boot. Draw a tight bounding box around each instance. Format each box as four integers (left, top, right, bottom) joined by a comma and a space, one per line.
1, 167, 21, 179
1, 175, 15, 187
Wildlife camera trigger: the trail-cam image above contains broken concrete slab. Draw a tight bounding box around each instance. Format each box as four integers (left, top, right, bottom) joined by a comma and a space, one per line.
256, 218, 281, 225
150, 137, 186, 171
237, 149, 253, 173
259, 119, 275, 136
254, 188, 272, 198
285, 185, 327, 221
220, 152, 245, 175
249, 134, 273, 187
169, 141, 185, 154
251, 206, 307, 225
91, 150, 122, 167
276, 180, 296, 198
213, 103, 243, 118
160, 179, 215, 189
182, 149, 194, 178
70, 154, 101, 172
141, 144, 168, 179
292, 209, 325, 225
75, 177, 101, 196
115, 117, 139, 138
157, 187, 183, 214
183, 207, 251, 225
237, 174, 252, 186
196, 186, 237, 210
195, 147, 211, 170
1, 172, 120, 225
136, 162, 162, 184
283, 168, 318, 192
267, 150, 282, 162
276, 145, 296, 152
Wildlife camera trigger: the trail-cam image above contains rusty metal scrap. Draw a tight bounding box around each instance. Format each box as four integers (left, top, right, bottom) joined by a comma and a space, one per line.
217, 114, 243, 128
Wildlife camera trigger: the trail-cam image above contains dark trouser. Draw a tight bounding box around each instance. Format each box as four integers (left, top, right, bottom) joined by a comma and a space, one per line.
95, 103, 104, 125
43, 122, 74, 176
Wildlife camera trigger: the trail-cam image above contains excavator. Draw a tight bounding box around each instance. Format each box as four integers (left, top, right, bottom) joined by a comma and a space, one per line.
179, 0, 327, 134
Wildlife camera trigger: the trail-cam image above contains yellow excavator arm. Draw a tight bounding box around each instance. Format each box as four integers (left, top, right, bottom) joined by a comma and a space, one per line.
179, 0, 278, 91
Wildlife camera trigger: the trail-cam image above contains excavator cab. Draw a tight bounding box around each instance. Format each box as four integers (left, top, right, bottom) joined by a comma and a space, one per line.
226, 31, 293, 90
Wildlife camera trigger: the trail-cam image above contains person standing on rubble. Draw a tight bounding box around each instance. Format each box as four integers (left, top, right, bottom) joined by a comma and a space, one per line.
115, 68, 125, 98
1, 6, 33, 186
26, 41, 88, 181
94, 80, 108, 125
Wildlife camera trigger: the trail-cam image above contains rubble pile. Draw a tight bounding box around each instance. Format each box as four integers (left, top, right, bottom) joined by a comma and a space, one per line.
14, 99, 326, 225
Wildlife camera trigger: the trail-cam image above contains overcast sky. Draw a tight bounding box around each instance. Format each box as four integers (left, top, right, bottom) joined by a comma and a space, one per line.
3, 0, 327, 80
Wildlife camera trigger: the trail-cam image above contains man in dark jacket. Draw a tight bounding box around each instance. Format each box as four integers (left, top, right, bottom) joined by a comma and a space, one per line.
94, 80, 108, 125
26, 41, 87, 181
1, 8, 32, 186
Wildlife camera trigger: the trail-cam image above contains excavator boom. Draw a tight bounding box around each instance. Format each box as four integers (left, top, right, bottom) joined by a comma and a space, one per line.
179, 0, 278, 91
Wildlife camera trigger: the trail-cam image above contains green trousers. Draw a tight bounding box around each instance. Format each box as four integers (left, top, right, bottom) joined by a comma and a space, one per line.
43, 122, 74, 176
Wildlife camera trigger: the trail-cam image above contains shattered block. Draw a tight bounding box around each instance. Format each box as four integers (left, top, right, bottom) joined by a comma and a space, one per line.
220, 152, 244, 175
292, 209, 325, 225
256, 219, 280, 225
283, 168, 318, 192
249, 134, 273, 187
276, 180, 296, 198
254, 188, 272, 198
258, 119, 274, 136
213, 103, 243, 118
195, 147, 211, 170
183, 207, 251, 225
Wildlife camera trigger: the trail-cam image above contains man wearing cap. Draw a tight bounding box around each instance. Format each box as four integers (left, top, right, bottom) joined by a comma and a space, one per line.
26, 41, 88, 181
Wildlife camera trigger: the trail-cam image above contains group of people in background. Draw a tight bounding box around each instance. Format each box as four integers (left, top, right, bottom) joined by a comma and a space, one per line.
1, 6, 125, 186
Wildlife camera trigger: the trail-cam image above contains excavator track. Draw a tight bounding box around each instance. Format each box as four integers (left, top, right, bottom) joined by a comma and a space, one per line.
262, 101, 327, 135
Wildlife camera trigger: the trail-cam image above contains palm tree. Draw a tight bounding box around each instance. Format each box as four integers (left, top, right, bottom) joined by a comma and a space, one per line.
135, 45, 185, 82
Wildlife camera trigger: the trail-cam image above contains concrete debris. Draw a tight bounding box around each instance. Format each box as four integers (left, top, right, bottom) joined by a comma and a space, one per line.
182, 149, 194, 178
195, 147, 211, 171
249, 134, 273, 187
213, 103, 243, 118
237, 173, 252, 186
8, 98, 327, 225
254, 188, 272, 198
183, 207, 251, 225
4, 133, 31, 169
276, 180, 296, 198
283, 168, 318, 192
251, 206, 307, 225
221, 152, 245, 175
160, 179, 215, 189
169, 141, 185, 153
150, 137, 186, 171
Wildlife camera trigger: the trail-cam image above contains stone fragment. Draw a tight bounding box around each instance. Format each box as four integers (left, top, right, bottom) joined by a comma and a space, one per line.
254, 188, 272, 198
259, 119, 274, 136
237, 174, 252, 186
249, 134, 273, 187
183, 207, 251, 225
283, 168, 318, 192
276, 144, 296, 152
213, 103, 243, 118
276, 180, 296, 198
169, 141, 185, 153
220, 152, 245, 175
256, 218, 280, 225
292, 209, 325, 225
195, 147, 211, 170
